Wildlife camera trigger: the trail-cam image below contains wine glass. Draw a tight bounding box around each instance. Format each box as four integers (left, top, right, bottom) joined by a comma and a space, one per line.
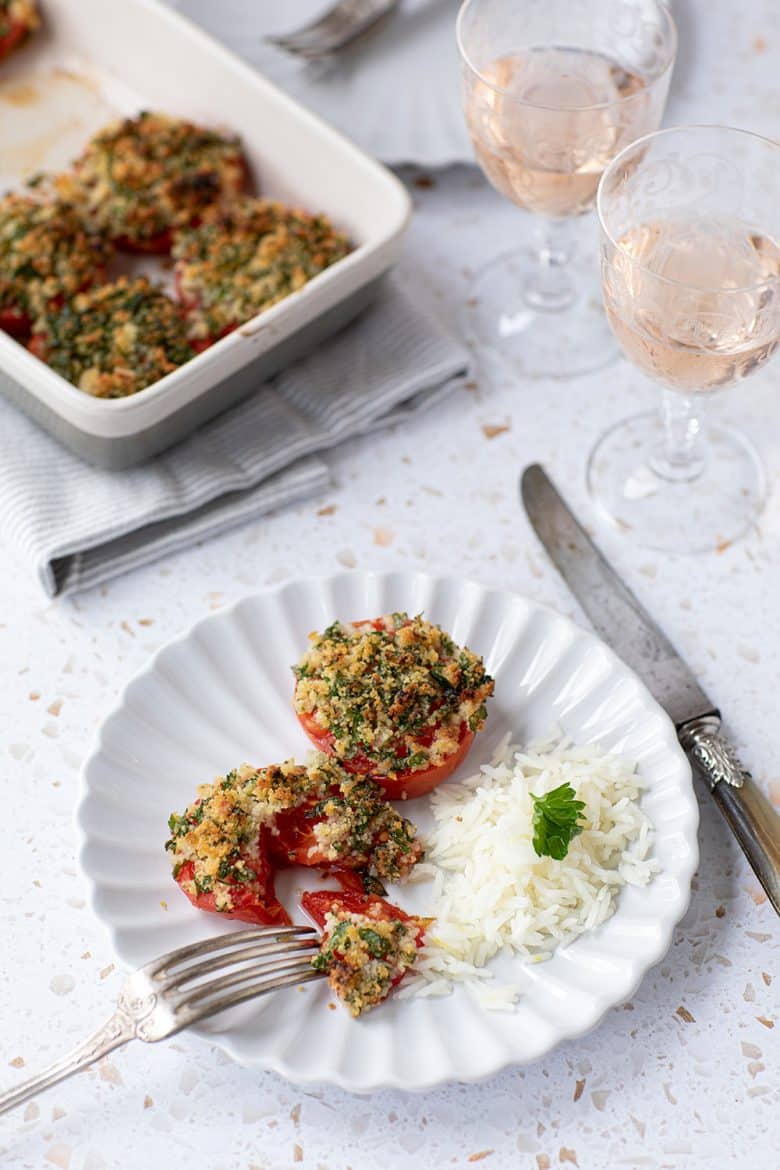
456, 0, 677, 379
589, 125, 780, 553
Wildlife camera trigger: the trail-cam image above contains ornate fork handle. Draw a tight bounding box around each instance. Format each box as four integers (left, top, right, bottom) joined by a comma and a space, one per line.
0, 1011, 136, 1117
0, 980, 160, 1116
1, 926, 319, 1115
679, 715, 780, 915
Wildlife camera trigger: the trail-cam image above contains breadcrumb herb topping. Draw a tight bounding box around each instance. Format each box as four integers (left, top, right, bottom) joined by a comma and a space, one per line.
312, 907, 422, 1017
74, 111, 247, 245
33, 276, 193, 398
166, 756, 422, 913
0, 193, 112, 319
294, 614, 494, 777
0, 0, 40, 40
172, 197, 350, 341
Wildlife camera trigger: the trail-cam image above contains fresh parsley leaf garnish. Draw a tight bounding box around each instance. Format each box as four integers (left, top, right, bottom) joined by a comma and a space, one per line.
530, 782, 586, 860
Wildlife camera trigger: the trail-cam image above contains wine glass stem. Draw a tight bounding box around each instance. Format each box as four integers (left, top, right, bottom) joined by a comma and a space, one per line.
524, 217, 576, 312
651, 388, 706, 482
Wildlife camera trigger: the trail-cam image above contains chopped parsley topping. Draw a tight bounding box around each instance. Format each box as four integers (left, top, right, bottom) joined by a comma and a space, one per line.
530, 783, 586, 860
312, 905, 423, 1017
0, 193, 111, 321
172, 197, 350, 342
293, 613, 494, 777
74, 111, 247, 245
32, 276, 194, 398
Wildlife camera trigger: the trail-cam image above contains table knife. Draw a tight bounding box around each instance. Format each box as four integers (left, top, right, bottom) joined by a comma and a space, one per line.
521, 463, 780, 916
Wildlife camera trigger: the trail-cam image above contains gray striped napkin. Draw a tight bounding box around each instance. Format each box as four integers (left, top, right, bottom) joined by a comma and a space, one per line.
0, 280, 468, 598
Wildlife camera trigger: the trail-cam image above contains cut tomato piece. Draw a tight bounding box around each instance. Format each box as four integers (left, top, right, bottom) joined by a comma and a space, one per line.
301, 889, 421, 936
174, 828, 289, 926
268, 791, 402, 875
167, 758, 421, 931
302, 890, 425, 980
268, 801, 329, 868
302, 889, 426, 1015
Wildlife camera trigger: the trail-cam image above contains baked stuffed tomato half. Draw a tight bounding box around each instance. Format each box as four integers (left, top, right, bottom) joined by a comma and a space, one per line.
0, 192, 112, 339
266, 758, 423, 884
302, 890, 427, 1017
172, 196, 350, 351
166, 756, 423, 926
0, 0, 40, 64
73, 111, 249, 253
293, 613, 494, 800
29, 276, 194, 397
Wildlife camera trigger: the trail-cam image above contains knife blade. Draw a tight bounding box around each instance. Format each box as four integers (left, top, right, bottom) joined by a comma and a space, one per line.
521, 462, 780, 916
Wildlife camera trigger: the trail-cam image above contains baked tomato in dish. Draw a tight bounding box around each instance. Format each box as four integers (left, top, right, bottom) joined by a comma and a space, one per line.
302, 890, 427, 1017
293, 613, 494, 800
172, 197, 350, 350
73, 111, 249, 252
0, 192, 112, 339
29, 276, 194, 398
166, 757, 423, 926
0, 1, 40, 64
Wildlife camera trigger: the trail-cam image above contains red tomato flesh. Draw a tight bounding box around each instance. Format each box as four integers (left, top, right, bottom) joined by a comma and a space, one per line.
115, 229, 174, 255
173, 827, 289, 926
27, 333, 47, 361
0, 21, 28, 64
301, 889, 422, 937
297, 707, 474, 800
267, 791, 396, 874
301, 890, 425, 989
268, 801, 330, 868
0, 305, 32, 338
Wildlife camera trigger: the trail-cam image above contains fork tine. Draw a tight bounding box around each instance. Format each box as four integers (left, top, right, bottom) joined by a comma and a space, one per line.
146, 925, 317, 978
174, 955, 319, 1014
160, 937, 320, 993
267, 0, 394, 58
179, 967, 325, 1029
268, 27, 352, 58
267, 7, 354, 52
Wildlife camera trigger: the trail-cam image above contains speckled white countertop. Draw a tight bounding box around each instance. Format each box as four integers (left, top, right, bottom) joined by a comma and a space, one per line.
1, 3, 779, 1168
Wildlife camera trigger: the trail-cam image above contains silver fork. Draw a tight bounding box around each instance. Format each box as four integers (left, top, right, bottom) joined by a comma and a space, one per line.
266, 0, 401, 60
0, 925, 322, 1116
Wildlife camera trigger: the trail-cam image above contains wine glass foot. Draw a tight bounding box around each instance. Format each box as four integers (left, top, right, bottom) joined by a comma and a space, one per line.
586, 411, 767, 553
461, 248, 619, 380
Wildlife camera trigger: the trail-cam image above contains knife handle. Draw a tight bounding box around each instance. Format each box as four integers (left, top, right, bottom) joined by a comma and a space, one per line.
680, 717, 780, 916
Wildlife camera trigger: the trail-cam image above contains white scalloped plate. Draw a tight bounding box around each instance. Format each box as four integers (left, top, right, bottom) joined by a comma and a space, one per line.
77, 572, 698, 1091
168, 0, 472, 167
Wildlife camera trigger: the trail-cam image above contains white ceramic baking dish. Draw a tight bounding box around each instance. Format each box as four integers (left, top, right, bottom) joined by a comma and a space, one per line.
0, 0, 411, 468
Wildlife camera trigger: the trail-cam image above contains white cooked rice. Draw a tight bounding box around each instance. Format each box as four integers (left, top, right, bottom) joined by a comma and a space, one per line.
398, 728, 659, 1010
